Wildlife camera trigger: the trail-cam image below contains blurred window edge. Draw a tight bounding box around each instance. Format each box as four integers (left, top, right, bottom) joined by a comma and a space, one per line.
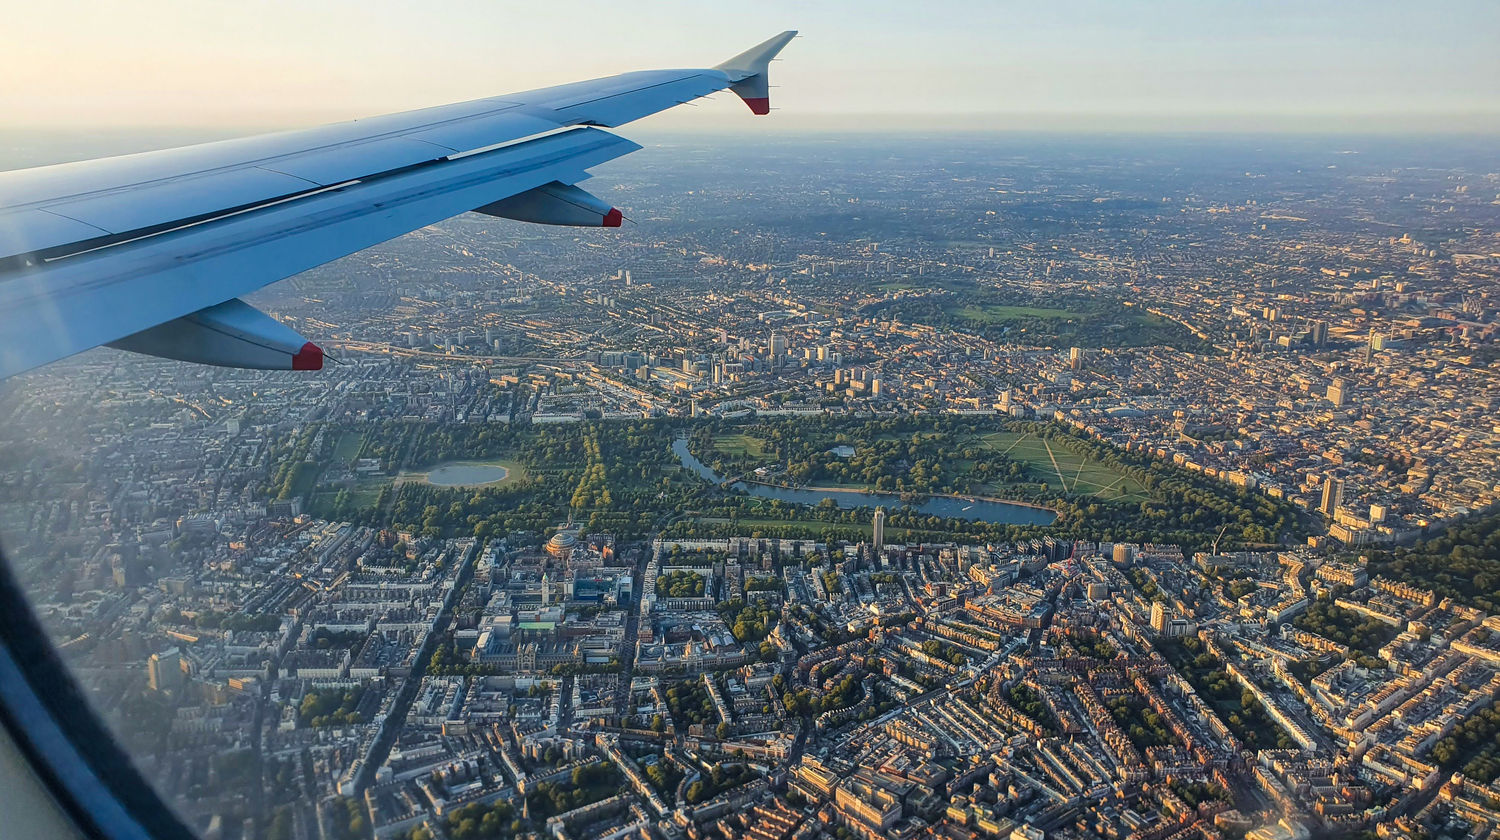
0, 544, 199, 840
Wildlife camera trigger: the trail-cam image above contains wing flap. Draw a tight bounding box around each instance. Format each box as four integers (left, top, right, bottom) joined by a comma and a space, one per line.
42, 166, 319, 235
254, 136, 450, 186
0, 209, 110, 261
407, 112, 560, 155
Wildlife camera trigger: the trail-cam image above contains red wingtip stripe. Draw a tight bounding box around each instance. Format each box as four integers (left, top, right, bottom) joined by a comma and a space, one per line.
603, 208, 623, 227
742, 97, 771, 115
291, 342, 324, 371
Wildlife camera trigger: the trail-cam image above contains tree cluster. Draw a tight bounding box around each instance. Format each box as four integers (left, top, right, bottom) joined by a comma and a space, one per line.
1156, 637, 1295, 751
1369, 508, 1500, 613
1430, 705, 1500, 783
443, 800, 516, 840
665, 679, 716, 728
299, 688, 367, 728
657, 569, 706, 599
1292, 598, 1397, 659
524, 763, 620, 820
685, 763, 754, 804
718, 598, 778, 643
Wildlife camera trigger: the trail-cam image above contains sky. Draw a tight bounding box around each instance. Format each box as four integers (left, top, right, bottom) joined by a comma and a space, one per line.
1, 0, 1497, 134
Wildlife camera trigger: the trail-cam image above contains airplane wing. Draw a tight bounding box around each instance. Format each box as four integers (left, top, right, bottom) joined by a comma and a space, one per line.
0, 31, 797, 379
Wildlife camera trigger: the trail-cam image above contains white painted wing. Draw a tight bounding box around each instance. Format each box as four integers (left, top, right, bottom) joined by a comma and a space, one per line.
0, 31, 796, 379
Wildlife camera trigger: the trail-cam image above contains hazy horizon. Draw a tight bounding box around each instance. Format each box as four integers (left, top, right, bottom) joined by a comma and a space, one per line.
3, 0, 1496, 134
3, 123, 1498, 178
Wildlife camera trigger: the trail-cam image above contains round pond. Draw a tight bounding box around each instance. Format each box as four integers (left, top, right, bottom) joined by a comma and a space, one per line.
423, 462, 510, 487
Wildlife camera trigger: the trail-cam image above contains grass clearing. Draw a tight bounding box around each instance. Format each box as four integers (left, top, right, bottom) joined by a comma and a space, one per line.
712, 433, 772, 459
975, 430, 1148, 501
344, 481, 386, 507
312, 480, 385, 512
332, 431, 365, 465
285, 462, 320, 500
698, 425, 1147, 503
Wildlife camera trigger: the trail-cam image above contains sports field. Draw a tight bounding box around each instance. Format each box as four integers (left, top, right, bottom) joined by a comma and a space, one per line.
975, 430, 1148, 501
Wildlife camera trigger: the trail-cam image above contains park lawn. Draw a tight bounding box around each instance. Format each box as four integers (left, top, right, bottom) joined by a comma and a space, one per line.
344, 481, 386, 507
712, 433, 772, 459
311, 479, 387, 513
283, 462, 321, 500
332, 431, 365, 465
947, 303, 1079, 322
309, 490, 337, 513
703, 425, 1148, 502
974, 430, 1149, 502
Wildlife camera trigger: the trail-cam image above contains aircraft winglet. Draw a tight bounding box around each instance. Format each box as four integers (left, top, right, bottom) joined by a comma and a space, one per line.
715, 31, 798, 115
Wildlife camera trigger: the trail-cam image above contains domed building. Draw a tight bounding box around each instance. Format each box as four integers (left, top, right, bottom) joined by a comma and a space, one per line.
545, 529, 578, 560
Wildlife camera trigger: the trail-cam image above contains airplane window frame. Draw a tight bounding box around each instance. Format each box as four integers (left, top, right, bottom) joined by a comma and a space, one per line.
0, 545, 199, 840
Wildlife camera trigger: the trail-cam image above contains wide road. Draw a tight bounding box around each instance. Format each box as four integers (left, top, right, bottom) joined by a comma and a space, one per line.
614, 537, 654, 717
353, 538, 480, 791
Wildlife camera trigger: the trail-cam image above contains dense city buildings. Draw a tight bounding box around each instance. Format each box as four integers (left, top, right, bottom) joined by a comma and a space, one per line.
0, 133, 1497, 839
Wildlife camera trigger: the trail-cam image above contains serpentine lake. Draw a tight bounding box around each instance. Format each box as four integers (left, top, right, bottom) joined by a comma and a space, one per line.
671, 438, 1056, 526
